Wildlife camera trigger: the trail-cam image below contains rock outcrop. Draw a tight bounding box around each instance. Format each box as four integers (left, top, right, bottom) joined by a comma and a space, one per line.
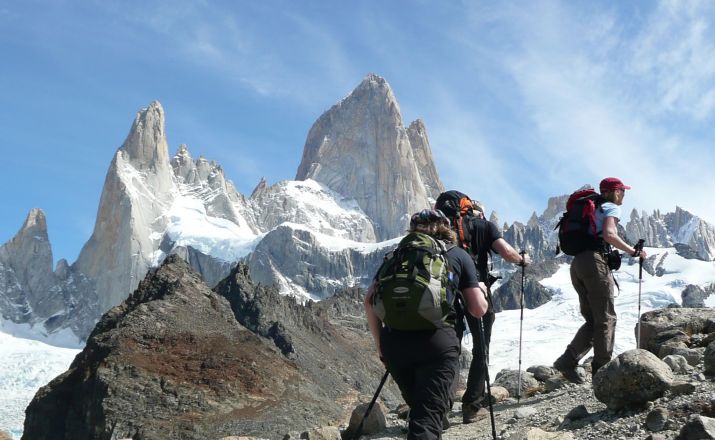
23, 256, 398, 439
295, 74, 442, 240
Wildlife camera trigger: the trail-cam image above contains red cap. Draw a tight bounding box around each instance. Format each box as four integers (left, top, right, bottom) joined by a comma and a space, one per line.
599, 177, 631, 192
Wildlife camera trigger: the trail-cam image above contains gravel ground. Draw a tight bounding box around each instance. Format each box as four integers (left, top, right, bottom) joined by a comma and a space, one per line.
359, 370, 714, 440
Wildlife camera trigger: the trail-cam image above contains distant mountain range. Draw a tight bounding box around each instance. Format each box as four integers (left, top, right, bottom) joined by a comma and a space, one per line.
2, 74, 715, 344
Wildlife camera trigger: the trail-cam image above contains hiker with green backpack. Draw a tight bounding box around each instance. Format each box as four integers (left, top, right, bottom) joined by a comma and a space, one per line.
364, 209, 489, 439
553, 177, 647, 383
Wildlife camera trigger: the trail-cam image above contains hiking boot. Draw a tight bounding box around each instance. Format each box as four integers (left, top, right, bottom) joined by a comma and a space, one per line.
553, 355, 585, 385
462, 403, 489, 424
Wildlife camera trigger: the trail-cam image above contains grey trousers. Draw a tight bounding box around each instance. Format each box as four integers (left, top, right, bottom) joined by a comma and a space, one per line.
563, 250, 617, 373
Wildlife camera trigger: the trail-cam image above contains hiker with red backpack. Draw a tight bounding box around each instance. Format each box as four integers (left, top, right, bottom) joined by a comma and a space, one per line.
553, 177, 647, 384
434, 191, 529, 424
364, 209, 489, 439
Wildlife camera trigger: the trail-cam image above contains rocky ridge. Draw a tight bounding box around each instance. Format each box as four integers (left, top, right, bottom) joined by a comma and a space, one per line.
23, 256, 399, 439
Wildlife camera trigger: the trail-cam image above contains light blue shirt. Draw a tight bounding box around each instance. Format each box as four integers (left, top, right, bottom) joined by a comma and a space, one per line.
595, 202, 621, 236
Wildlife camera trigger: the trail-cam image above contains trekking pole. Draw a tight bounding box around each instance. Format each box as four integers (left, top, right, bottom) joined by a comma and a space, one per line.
352, 370, 389, 440
634, 239, 645, 349
477, 317, 498, 440
517, 250, 526, 403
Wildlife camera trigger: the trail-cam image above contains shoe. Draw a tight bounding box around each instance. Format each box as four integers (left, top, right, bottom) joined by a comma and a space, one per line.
553, 355, 584, 385
463, 403, 489, 424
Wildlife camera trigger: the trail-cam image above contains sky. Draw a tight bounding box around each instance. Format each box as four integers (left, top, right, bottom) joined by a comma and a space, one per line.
2, 0, 715, 265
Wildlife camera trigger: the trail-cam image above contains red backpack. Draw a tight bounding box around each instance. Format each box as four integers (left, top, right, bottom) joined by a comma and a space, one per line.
555, 189, 605, 256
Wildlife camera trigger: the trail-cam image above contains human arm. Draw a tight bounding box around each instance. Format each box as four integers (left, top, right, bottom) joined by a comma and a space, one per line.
462, 284, 489, 319
602, 216, 647, 259
363, 282, 383, 361
492, 238, 530, 266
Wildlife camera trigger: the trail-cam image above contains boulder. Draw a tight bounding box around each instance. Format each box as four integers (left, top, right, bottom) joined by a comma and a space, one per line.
639, 309, 715, 356
670, 347, 704, 366
705, 341, 715, 374
344, 401, 388, 438
663, 354, 693, 374
527, 365, 559, 382
645, 407, 668, 432
593, 349, 674, 410
302, 427, 342, 440
678, 414, 715, 439
494, 370, 540, 398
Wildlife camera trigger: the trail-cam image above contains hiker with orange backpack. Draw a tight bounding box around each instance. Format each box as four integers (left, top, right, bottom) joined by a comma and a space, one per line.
364, 209, 489, 439
553, 177, 647, 383
434, 191, 529, 424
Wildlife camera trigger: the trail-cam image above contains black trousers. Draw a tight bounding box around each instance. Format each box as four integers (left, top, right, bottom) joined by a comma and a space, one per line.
381, 327, 460, 440
461, 310, 495, 408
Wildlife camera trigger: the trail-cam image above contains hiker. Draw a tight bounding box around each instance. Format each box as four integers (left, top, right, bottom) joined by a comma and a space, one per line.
553, 177, 647, 383
438, 196, 530, 424
364, 209, 489, 440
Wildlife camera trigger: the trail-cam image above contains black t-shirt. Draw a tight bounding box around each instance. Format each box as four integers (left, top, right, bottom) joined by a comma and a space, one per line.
467, 218, 502, 281
446, 245, 481, 290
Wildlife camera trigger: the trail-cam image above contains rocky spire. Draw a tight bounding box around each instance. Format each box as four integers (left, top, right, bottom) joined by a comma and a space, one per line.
295, 74, 434, 240
75, 101, 176, 310
407, 119, 444, 200
0, 209, 55, 309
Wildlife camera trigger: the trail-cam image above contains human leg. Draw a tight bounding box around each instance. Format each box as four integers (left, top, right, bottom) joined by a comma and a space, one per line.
581, 253, 616, 373
407, 346, 460, 440
461, 311, 494, 406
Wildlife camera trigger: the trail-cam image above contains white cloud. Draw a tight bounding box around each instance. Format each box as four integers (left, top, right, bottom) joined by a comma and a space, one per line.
428, 0, 715, 227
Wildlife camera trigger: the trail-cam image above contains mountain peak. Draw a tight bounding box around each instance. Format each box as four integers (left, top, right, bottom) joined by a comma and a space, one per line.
119, 101, 169, 171
19, 208, 48, 239
295, 75, 434, 240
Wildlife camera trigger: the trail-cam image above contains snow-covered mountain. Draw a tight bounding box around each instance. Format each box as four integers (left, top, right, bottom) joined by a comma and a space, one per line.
3, 74, 715, 348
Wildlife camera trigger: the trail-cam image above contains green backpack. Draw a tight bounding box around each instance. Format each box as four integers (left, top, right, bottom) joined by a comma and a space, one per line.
372, 232, 456, 330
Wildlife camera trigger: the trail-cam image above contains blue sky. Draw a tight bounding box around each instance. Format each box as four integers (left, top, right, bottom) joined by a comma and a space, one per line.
2, 0, 714, 265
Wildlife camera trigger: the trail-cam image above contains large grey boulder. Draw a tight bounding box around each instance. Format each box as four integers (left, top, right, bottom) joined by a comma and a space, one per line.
593, 349, 674, 410
295, 74, 441, 240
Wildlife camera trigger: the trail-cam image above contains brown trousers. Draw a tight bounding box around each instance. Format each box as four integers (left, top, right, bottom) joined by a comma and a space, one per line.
563, 250, 616, 372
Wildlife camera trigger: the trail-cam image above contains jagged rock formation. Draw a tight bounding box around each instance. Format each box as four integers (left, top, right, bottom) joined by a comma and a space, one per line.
492, 259, 560, 312
74, 101, 176, 311
246, 224, 390, 299
295, 74, 442, 240
171, 144, 259, 233
0, 209, 99, 340
626, 207, 715, 260
23, 256, 398, 439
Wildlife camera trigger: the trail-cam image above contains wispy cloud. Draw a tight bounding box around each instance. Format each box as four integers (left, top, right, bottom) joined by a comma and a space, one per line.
426, 0, 715, 226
